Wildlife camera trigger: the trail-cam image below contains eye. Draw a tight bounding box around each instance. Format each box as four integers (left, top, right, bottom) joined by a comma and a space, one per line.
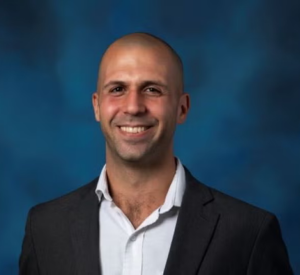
111, 86, 124, 93
145, 87, 161, 95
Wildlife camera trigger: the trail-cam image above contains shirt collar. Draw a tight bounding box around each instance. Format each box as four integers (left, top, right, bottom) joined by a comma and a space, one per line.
159, 158, 185, 213
95, 164, 112, 202
95, 158, 186, 212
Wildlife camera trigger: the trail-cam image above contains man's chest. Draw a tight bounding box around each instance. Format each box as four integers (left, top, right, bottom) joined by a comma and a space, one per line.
99, 200, 179, 275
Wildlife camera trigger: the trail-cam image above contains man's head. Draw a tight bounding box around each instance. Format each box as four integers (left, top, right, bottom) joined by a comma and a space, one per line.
92, 33, 190, 165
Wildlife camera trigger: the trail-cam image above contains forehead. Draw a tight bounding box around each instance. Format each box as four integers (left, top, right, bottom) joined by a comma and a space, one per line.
99, 45, 176, 84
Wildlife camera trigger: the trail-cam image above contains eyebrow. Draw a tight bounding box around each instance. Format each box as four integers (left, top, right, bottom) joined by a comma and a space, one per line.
103, 81, 126, 90
103, 80, 168, 90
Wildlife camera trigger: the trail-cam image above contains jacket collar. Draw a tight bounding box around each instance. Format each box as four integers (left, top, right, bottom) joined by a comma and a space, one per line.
70, 167, 219, 275
70, 179, 101, 275
163, 167, 220, 275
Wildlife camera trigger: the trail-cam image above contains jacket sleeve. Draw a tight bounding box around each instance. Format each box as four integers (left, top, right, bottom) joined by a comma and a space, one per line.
19, 208, 40, 275
247, 214, 293, 275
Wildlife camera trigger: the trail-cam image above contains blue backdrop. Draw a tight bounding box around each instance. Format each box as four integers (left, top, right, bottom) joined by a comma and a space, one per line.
1, 0, 299, 273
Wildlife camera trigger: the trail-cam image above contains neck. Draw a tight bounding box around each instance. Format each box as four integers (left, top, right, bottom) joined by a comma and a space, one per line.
105, 150, 177, 228
106, 151, 176, 197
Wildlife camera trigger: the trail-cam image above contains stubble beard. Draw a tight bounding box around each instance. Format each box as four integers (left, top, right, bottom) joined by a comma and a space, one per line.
104, 127, 174, 167
106, 134, 158, 165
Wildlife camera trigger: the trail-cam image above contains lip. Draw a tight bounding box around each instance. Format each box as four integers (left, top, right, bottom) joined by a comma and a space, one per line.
118, 125, 152, 127
117, 126, 154, 140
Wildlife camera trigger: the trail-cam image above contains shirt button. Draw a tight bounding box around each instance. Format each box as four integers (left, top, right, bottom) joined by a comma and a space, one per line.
130, 235, 137, 241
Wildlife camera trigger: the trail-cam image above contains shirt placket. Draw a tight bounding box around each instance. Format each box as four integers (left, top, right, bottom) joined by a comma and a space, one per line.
123, 231, 145, 275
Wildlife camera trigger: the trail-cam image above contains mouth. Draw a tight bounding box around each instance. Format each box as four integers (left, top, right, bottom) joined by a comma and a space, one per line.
119, 126, 151, 134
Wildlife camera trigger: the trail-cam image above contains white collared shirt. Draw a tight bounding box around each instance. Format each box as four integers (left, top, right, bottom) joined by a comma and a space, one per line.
95, 159, 186, 275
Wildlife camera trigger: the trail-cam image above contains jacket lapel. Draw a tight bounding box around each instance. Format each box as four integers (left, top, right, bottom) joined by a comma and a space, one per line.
70, 180, 101, 275
163, 168, 220, 275
68, 168, 218, 275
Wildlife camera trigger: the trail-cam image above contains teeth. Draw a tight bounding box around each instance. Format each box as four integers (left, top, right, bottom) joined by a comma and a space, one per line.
120, 126, 147, 133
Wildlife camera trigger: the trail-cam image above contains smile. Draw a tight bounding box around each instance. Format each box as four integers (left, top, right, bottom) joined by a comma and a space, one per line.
120, 126, 150, 134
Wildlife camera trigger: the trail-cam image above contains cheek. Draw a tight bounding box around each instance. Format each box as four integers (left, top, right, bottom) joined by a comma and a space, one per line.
99, 97, 120, 122
148, 99, 177, 122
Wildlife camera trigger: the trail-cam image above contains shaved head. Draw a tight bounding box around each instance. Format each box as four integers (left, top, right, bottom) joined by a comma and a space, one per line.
97, 32, 184, 93
92, 32, 190, 166
108, 32, 184, 75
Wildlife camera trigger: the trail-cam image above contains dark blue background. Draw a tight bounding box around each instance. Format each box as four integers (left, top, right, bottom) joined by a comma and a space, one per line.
1, 0, 299, 273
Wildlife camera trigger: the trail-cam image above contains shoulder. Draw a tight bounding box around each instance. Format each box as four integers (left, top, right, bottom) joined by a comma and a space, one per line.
189, 174, 283, 245
209, 185, 272, 219
208, 185, 278, 235
185, 167, 275, 227
28, 177, 99, 220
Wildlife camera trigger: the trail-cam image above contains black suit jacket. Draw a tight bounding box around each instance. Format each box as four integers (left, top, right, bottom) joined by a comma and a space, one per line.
19, 168, 293, 275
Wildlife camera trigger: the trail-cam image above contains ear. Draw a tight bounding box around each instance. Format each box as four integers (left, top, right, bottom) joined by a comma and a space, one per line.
177, 93, 190, 124
92, 92, 101, 122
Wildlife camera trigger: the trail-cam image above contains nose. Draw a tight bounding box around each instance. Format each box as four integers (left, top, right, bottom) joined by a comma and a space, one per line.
122, 89, 146, 115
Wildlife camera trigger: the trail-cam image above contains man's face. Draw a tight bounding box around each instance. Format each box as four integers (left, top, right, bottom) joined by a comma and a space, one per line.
92, 44, 189, 164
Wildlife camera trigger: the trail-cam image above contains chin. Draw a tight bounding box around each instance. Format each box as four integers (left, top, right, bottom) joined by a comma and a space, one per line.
117, 150, 152, 164
119, 154, 146, 163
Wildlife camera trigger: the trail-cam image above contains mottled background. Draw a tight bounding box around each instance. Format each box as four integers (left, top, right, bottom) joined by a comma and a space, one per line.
0, 0, 299, 273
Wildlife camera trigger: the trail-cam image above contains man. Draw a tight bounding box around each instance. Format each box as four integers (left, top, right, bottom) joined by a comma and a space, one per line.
19, 33, 293, 275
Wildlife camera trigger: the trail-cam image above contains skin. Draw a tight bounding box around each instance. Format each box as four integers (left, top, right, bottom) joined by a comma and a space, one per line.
92, 33, 190, 228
